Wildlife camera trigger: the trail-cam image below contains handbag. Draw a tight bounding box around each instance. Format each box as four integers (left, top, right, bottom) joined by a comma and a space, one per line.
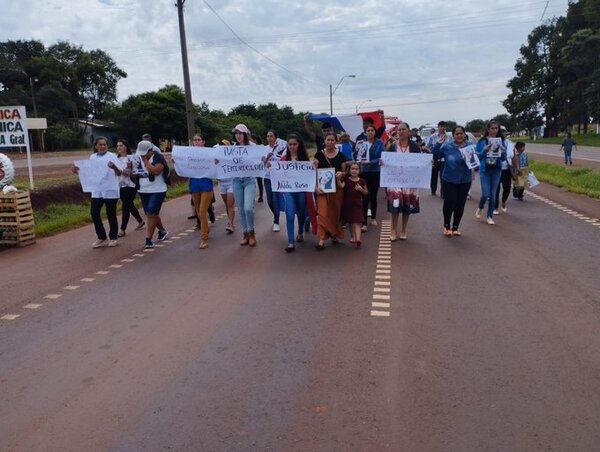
485, 157, 499, 170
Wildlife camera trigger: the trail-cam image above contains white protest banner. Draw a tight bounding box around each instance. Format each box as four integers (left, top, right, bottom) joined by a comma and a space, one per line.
459, 145, 480, 169
75, 159, 119, 193
172, 145, 217, 178
215, 145, 268, 179
380, 152, 432, 189
268, 161, 316, 192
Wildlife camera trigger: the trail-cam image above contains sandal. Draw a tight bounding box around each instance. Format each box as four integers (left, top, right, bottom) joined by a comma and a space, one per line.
390, 234, 398, 242
315, 242, 325, 250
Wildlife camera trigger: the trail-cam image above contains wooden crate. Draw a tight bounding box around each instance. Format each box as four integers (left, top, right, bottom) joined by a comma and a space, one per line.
0, 191, 36, 247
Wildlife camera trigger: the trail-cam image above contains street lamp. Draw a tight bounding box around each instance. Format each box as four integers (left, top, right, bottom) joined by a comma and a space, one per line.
329, 74, 356, 115
356, 99, 372, 113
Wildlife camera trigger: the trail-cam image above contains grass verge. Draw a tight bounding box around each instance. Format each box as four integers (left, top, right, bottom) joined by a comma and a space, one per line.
529, 159, 600, 198
533, 134, 600, 146
33, 181, 190, 238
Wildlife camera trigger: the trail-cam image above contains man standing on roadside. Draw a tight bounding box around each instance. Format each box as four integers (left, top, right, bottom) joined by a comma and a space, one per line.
559, 132, 578, 166
425, 121, 453, 197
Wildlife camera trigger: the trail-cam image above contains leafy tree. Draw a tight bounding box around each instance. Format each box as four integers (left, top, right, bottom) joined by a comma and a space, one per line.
465, 119, 486, 133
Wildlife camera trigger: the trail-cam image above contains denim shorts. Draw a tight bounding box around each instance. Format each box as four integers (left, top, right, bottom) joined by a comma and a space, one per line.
140, 192, 166, 215
218, 179, 233, 195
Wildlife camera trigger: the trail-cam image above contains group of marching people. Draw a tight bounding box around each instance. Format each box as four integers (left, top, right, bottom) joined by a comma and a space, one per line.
77, 117, 530, 251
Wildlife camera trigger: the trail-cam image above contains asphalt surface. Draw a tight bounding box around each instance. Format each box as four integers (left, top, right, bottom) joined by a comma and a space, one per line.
1, 176, 599, 451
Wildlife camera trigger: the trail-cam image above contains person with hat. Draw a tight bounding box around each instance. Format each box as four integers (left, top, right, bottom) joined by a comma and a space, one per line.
231, 124, 258, 247
135, 140, 169, 248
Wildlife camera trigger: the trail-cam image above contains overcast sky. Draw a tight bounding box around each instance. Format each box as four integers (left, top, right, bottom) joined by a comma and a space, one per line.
3, 0, 571, 127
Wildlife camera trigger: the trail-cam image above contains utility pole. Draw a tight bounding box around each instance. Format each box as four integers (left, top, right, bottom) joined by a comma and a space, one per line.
175, 0, 195, 144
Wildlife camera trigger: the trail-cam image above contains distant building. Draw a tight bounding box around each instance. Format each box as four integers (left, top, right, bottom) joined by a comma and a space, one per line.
77, 119, 119, 147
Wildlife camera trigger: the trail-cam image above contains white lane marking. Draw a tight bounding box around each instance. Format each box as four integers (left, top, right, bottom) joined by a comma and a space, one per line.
585, 219, 596, 223
44, 294, 62, 300
109, 264, 123, 268
372, 302, 391, 308
377, 261, 391, 265
95, 271, 109, 275
143, 248, 156, 252
121, 259, 135, 263
24, 304, 43, 309
374, 281, 391, 286
376, 269, 391, 274
172, 236, 181, 240
373, 294, 390, 300
374, 287, 391, 293
375, 275, 391, 280
154, 244, 165, 248
63, 286, 80, 290
1, 314, 20, 320
178, 233, 188, 236
371, 311, 390, 317
133, 254, 145, 257
185, 229, 195, 232
163, 240, 173, 243
80, 278, 95, 282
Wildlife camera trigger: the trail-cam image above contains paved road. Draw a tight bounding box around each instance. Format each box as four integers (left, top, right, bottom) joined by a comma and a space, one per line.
523, 142, 600, 164
1, 181, 599, 451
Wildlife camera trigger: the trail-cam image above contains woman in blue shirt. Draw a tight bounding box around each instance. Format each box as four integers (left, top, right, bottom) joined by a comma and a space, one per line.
356, 125, 384, 230
189, 133, 214, 249
433, 126, 473, 236
475, 121, 506, 225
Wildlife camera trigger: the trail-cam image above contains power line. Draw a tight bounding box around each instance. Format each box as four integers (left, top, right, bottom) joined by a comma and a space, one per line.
201, 0, 320, 86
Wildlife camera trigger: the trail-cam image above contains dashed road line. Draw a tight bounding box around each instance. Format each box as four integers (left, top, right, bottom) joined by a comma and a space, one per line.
527, 190, 599, 231
370, 311, 390, 317
44, 294, 62, 300
371, 219, 393, 318
63, 286, 80, 291
1, 314, 20, 321
80, 278, 95, 282
133, 254, 145, 257
24, 304, 43, 310
108, 264, 123, 268
121, 258, 135, 263
95, 271, 110, 275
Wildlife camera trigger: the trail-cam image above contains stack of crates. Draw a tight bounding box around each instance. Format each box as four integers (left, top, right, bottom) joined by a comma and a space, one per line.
0, 190, 36, 247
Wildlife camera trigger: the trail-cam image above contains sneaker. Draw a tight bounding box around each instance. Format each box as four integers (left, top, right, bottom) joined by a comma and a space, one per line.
108, 239, 118, 247
361, 225, 368, 233
225, 222, 234, 234
272, 223, 280, 232
493, 209, 500, 215
187, 214, 197, 220
92, 239, 108, 248
370, 219, 378, 226
145, 238, 155, 248
486, 217, 495, 225
157, 229, 169, 241
135, 221, 145, 231
475, 208, 482, 219
118, 230, 126, 237
208, 207, 215, 224
501, 206, 507, 213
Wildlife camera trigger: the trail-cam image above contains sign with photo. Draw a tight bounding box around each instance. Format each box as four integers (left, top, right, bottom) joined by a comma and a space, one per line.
317, 167, 336, 193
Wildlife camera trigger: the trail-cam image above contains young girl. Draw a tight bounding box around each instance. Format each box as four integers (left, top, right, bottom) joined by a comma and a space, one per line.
341, 162, 368, 247
512, 141, 529, 200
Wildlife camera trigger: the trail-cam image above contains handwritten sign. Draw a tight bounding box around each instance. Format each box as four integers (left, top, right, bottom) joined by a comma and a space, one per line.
215, 145, 268, 179
269, 161, 316, 192
172, 145, 217, 178
75, 159, 119, 193
380, 152, 432, 189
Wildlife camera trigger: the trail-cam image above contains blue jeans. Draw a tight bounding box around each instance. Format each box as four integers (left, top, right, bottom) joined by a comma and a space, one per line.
264, 178, 282, 224
283, 192, 307, 245
233, 177, 256, 232
564, 150, 572, 164
479, 170, 502, 218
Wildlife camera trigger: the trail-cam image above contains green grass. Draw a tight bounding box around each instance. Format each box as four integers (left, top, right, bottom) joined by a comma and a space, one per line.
534, 134, 600, 146
13, 175, 80, 189
32, 180, 190, 237
529, 159, 600, 198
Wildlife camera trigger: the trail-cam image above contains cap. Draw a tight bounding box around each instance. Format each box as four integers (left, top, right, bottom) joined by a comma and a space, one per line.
136, 140, 154, 156
231, 124, 250, 135
142, 133, 152, 140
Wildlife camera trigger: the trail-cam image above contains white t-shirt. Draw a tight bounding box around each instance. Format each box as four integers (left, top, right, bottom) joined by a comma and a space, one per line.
90, 151, 121, 199
138, 154, 168, 193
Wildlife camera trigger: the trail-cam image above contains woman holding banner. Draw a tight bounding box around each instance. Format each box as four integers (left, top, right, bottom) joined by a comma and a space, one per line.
313, 132, 346, 250
189, 133, 214, 249
116, 139, 145, 237
264, 130, 287, 232
383, 122, 421, 241
433, 126, 473, 236
475, 120, 507, 225
231, 124, 258, 246
357, 124, 384, 231
72, 136, 123, 248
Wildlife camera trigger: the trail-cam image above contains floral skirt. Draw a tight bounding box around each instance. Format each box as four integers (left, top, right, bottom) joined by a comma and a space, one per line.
386, 189, 420, 215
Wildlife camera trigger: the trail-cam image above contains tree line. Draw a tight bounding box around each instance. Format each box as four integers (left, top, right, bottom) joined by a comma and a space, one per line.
503, 0, 600, 137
